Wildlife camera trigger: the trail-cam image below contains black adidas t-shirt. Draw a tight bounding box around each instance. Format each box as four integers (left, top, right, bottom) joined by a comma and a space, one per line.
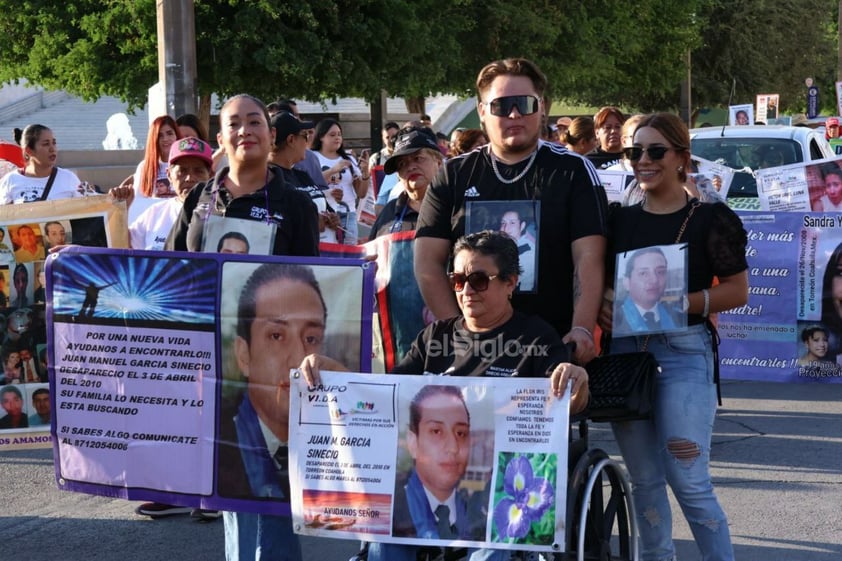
392, 311, 570, 377
416, 142, 609, 335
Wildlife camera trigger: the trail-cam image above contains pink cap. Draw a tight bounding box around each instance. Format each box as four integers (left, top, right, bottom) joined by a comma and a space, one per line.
826, 117, 840, 127
168, 137, 213, 167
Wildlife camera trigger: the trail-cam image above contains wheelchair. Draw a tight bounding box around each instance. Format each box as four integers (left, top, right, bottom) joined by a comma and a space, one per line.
349, 416, 638, 561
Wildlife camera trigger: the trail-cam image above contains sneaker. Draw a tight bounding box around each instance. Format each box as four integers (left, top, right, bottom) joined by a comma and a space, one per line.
190, 508, 222, 521
135, 502, 191, 518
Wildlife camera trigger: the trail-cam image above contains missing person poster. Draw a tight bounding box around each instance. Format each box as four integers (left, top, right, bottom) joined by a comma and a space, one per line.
717, 211, 842, 383
0, 196, 128, 451
289, 372, 570, 552
49, 247, 374, 514
754, 157, 842, 212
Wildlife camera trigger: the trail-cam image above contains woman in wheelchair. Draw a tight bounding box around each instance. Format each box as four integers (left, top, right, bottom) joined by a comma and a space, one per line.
301, 230, 589, 561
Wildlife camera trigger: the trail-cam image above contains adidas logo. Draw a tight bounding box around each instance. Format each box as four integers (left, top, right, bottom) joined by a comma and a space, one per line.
464, 186, 480, 197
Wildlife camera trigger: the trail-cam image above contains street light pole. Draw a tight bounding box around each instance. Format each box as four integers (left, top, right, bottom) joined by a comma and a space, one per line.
156, 0, 198, 117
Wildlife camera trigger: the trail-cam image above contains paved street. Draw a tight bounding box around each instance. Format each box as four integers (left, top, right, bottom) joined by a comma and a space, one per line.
1, 379, 840, 560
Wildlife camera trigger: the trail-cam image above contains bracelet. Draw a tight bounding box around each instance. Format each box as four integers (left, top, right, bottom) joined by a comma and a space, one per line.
570, 325, 594, 342
702, 288, 710, 318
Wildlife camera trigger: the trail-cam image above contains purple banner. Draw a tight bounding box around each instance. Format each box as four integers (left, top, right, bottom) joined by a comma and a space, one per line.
720, 211, 842, 382
49, 247, 375, 514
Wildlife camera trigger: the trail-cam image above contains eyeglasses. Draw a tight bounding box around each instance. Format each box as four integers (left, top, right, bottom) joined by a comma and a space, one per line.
298, 131, 313, 140
622, 145, 675, 162
448, 271, 499, 292
484, 95, 540, 117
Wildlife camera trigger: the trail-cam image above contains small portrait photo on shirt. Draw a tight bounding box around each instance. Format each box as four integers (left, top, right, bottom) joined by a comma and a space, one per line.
9, 224, 46, 263
391, 381, 494, 542
613, 244, 688, 337
464, 200, 540, 293
202, 215, 275, 256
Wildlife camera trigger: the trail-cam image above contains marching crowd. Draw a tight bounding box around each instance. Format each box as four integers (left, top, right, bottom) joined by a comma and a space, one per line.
0, 56, 748, 561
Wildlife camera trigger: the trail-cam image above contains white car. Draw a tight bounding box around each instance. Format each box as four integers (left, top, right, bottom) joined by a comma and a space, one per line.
690, 125, 836, 210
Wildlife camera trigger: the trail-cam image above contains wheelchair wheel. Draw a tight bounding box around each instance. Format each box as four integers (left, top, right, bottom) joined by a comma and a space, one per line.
564, 448, 638, 561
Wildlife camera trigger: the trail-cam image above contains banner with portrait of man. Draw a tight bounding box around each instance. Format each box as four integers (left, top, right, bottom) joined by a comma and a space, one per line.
289, 371, 571, 553
49, 247, 375, 514
0, 195, 127, 451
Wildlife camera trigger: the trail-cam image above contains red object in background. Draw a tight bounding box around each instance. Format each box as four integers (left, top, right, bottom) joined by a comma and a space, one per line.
0, 139, 24, 168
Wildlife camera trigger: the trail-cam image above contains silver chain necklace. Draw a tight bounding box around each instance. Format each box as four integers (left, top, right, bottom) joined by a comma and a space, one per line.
489, 147, 538, 184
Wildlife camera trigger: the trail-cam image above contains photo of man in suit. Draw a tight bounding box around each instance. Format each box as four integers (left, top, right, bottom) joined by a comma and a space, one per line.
613, 247, 684, 336
216, 263, 328, 560
392, 384, 483, 541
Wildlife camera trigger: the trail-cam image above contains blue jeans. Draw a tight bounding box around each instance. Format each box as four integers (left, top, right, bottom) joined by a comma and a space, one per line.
610, 324, 734, 561
340, 211, 358, 245
224, 511, 301, 561
366, 543, 510, 561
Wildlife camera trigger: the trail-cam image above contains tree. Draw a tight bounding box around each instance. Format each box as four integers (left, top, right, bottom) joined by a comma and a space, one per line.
0, 0, 835, 120
691, 0, 838, 113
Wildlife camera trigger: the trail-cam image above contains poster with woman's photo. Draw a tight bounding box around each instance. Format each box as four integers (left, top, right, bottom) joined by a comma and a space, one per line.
612, 244, 688, 337
794, 321, 841, 379
465, 201, 540, 293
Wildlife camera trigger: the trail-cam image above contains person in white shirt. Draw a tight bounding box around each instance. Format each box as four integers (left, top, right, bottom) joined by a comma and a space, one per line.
0, 124, 85, 204
111, 137, 213, 250
132, 115, 183, 200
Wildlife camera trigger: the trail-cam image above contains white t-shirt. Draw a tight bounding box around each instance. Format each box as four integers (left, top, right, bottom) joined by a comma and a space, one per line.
315, 153, 361, 214
129, 198, 182, 250
132, 160, 169, 198
0, 167, 83, 203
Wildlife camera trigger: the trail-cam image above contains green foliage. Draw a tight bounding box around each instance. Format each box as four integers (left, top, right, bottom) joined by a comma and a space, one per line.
691, 0, 838, 113
0, 0, 838, 116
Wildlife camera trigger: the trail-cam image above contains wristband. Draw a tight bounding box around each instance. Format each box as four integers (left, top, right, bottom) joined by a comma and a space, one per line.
702, 288, 710, 318
570, 325, 594, 342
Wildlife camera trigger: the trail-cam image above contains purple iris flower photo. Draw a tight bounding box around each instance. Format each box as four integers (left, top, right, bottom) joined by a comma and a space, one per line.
493, 454, 554, 539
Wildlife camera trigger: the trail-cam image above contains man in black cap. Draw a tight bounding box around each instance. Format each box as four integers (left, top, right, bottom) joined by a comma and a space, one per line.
369, 127, 442, 240
269, 112, 340, 243
369, 121, 401, 169
269, 99, 326, 187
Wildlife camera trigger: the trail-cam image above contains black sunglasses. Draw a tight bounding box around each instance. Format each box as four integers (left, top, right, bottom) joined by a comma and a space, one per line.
448, 271, 499, 292
485, 95, 540, 117
622, 145, 674, 162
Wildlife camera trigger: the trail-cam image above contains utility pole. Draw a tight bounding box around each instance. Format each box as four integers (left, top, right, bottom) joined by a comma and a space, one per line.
680, 50, 692, 126
156, 0, 197, 117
